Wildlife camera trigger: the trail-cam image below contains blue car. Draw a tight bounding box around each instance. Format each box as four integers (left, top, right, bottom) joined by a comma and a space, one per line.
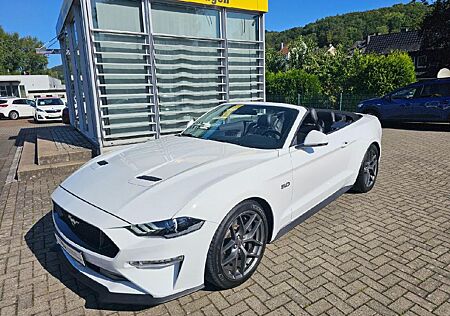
357, 78, 450, 123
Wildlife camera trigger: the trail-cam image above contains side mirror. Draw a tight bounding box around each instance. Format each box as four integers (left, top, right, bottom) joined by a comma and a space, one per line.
186, 119, 195, 129
298, 130, 328, 148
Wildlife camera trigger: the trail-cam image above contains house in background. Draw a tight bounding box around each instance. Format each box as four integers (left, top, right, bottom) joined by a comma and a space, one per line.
0, 75, 67, 101
354, 29, 448, 80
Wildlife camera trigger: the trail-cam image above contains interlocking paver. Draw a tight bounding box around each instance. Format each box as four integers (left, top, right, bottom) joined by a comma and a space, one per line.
1, 119, 449, 315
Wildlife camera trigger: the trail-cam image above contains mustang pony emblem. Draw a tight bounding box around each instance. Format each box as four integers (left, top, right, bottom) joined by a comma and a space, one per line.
67, 214, 80, 227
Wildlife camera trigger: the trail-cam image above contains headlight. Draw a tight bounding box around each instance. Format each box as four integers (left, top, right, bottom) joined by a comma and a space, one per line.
357, 103, 364, 108
36, 108, 45, 112
127, 217, 204, 238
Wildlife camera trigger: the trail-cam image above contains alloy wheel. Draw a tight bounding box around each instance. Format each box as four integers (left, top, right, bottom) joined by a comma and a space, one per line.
10, 112, 19, 120
363, 146, 378, 188
220, 210, 266, 280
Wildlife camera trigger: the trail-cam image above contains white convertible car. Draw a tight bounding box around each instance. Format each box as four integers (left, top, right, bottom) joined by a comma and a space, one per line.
52, 102, 381, 305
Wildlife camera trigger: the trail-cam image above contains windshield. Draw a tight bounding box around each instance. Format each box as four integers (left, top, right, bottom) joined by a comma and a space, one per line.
181, 104, 299, 149
37, 98, 64, 106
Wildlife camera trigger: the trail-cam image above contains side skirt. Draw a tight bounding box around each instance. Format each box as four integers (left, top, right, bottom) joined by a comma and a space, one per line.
272, 185, 352, 241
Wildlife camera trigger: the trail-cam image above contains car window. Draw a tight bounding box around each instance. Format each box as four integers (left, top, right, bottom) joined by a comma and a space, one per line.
12, 99, 27, 105
181, 104, 299, 150
391, 86, 420, 100
421, 83, 450, 98
27, 100, 36, 107
0, 100, 7, 105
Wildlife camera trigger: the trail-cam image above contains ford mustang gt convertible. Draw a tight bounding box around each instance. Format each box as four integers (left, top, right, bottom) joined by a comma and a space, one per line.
51, 102, 382, 305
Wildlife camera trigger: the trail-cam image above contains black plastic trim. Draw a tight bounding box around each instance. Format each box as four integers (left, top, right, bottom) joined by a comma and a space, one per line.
136, 175, 162, 182
273, 185, 352, 241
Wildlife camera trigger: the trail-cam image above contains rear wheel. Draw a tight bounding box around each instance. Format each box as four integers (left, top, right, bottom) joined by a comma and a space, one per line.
9, 111, 19, 120
352, 144, 379, 193
205, 200, 268, 290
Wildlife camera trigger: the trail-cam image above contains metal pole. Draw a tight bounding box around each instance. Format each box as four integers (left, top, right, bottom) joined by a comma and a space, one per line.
298, 93, 301, 106
339, 92, 343, 111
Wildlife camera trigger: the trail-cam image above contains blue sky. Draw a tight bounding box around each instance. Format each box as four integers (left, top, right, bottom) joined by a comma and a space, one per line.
0, 0, 410, 67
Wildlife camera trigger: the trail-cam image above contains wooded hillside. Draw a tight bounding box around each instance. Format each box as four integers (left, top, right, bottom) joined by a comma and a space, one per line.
266, 2, 431, 49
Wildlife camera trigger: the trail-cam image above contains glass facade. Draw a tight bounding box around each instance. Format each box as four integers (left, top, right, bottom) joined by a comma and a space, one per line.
58, 0, 266, 149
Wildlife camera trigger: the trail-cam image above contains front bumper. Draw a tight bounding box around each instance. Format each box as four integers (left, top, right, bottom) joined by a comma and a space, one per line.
35, 112, 63, 121
57, 248, 202, 305
51, 186, 218, 303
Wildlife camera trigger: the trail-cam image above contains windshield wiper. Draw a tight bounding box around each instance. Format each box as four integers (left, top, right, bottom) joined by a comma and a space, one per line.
177, 133, 198, 138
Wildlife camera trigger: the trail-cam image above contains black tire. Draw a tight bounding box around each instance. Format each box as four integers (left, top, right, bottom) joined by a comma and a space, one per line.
352, 144, 380, 193
9, 111, 19, 120
205, 200, 268, 290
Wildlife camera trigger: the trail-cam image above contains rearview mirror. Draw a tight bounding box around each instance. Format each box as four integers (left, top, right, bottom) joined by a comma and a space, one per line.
298, 130, 328, 148
186, 119, 195, 129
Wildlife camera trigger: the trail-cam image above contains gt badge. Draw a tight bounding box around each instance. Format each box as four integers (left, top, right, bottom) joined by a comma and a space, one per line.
281, 182, 291, 190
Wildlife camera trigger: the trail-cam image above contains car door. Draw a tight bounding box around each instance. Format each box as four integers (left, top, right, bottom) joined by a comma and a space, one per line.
385, 85, 421, 121
289, 118, 351, 221
414, 83, 447, 121
11, 99, 27, 117
439, 82, 450, 121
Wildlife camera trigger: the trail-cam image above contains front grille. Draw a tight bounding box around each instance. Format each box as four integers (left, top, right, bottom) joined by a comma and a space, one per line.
53, 203, 119, 258
45, 109, 60, 113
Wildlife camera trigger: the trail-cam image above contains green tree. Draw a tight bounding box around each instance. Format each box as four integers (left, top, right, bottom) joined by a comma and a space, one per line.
350, 51, 416, 95
0, 25, 48, 74
421, 0, 450, 49
266, 2, 430, 50
265, 48, 287, 73
266, 69, 322, 104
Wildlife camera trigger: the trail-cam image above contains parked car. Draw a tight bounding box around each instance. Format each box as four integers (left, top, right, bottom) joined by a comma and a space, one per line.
34, 97, 66, 122
51, 102, 381, 304
0, 97, 35, 120
357, 78, 450, 123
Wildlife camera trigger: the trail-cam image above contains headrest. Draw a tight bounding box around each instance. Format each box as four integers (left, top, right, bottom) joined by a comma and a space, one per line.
310, 108, 319, 122
257, 114, 275, 127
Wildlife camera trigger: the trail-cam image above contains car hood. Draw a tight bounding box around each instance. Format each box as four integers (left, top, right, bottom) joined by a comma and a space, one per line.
60, 136, 277, 224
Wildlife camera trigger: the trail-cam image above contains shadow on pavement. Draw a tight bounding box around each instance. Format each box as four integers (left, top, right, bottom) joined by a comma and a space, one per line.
24, 212, 151, 312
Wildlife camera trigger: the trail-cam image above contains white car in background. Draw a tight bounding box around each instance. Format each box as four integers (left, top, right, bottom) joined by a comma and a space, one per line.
34, 97, 66, 122
0, 98, 35, 120
52, 102, 382, 305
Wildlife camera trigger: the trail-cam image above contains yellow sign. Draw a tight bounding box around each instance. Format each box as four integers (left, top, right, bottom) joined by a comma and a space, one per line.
179, 0, 268, 12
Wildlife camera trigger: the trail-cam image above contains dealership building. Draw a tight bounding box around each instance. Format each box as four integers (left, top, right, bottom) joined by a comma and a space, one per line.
0, 75, 66, 100
57, 0, 268, 151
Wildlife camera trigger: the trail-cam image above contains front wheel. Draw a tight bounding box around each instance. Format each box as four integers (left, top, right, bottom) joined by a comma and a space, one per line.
205, 200, 268, 290
352, 144, 380, 193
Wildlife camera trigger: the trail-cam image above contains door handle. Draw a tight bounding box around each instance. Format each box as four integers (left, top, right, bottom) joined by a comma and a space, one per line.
341, 141, 349, 148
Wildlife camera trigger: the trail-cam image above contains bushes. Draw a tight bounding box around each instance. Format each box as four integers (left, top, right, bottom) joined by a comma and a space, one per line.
266, 69, 322, 104
349, 51, 416, 96
266, 45, 417, 106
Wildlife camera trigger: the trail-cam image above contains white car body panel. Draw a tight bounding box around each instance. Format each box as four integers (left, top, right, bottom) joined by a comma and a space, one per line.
0, 98, 35, 118
51, 102, 382, 303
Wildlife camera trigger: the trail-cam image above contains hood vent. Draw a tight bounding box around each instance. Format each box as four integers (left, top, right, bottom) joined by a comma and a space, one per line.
97, 160, 108, 166
136, 175, 162, 182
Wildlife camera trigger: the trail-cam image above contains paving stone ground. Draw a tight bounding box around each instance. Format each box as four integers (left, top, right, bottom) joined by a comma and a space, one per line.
0, 119, 449, 316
